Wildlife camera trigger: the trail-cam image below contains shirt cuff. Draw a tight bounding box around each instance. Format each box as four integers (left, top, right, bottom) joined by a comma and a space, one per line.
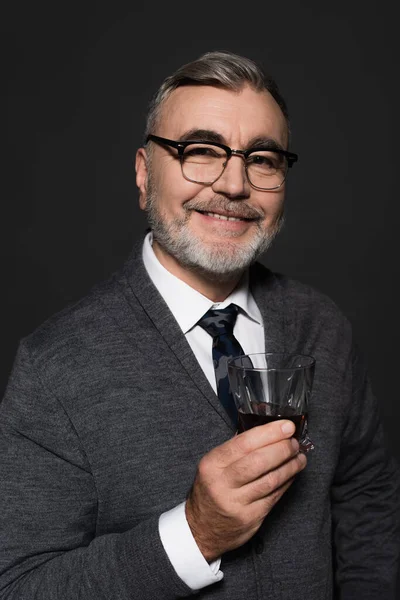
158, 501, 223, 590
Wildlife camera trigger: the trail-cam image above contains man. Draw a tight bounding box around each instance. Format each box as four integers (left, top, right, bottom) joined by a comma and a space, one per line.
0, 51, 398, 599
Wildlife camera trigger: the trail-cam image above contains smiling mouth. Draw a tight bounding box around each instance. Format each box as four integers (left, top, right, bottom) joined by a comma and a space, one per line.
196, 210, 255, 222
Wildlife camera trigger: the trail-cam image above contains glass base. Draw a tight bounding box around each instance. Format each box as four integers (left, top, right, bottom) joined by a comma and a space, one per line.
299, 437, 315, 453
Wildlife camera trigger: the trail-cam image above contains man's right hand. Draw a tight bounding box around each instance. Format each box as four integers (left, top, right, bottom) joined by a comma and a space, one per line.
185, 420, 307, 562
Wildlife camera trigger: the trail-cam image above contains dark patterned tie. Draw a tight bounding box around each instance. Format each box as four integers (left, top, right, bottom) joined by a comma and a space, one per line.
197, 304, 245, 425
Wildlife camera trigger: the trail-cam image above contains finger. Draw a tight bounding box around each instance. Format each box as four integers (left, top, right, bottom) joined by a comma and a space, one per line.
249, 478, 295, 518
227, 437, 300, 487
215, 420, 297, 468
243, 451, 307, 504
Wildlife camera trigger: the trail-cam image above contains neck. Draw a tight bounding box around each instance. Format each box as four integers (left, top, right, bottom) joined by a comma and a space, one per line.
152, 240, 243, 302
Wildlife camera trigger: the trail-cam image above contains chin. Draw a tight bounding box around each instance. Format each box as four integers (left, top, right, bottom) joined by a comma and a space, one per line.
148, 201, 284, 279
170, 236, 271, 280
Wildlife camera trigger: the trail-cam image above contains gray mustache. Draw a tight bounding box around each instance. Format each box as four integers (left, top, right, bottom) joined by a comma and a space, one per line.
184, 198, 263, 220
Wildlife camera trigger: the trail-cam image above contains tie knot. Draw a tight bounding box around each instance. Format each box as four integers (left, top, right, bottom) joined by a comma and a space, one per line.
197, 304, 239, 338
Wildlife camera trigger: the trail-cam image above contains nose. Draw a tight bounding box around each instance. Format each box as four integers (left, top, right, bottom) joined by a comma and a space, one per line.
211, 153, 250, 199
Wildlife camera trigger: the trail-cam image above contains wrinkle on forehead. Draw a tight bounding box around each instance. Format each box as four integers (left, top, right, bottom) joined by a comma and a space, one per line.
157, 84, 289, 149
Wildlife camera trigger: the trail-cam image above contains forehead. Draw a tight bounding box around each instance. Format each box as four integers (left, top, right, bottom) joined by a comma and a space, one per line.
156, 84, 288, 147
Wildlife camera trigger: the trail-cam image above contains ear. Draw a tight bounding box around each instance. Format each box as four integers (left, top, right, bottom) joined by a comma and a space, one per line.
135, 147, 149, 210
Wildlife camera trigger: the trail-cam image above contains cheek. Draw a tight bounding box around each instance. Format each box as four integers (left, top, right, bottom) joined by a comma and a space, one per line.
258, 191, 285, 219
156, 170, 205, 211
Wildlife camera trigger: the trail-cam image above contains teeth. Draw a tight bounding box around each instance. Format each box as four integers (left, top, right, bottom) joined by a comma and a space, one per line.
204, 211, 243, 222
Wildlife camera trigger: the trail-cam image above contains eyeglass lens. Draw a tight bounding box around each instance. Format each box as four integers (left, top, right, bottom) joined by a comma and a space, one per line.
181, 143, 288, 189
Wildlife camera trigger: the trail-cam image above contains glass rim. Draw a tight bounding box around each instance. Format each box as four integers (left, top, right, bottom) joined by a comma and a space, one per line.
227, 352, 316, 372
146, 134, 297, 191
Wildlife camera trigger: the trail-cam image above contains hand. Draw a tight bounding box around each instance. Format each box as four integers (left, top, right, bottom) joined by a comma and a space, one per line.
185, 420, 306, 561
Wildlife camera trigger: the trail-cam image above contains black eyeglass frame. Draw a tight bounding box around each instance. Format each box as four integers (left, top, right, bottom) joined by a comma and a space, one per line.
146, 134, 298, 190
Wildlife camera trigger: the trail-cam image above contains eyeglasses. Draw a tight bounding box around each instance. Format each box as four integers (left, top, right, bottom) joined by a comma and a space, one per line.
146, 134, 298, 191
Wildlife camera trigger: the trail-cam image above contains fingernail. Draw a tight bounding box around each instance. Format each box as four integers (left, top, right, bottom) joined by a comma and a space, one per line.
291, 437, 299, 452
281, 421, 295, 434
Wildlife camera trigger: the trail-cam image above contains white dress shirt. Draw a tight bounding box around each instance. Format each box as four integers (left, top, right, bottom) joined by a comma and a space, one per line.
142, 232, 265, 590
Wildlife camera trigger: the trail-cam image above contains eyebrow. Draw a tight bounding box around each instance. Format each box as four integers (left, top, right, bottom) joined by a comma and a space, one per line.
179, 129, 225, 144
247, 136, 286, 152
179, 129, 286, 152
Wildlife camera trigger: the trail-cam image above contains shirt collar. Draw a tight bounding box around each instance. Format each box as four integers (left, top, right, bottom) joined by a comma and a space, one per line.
142, 231, 262, 334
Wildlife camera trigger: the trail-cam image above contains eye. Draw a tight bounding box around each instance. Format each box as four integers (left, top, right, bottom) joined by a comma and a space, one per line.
183, 144, 223, 160
249, 155, 275, 167
247, 151, 285, 172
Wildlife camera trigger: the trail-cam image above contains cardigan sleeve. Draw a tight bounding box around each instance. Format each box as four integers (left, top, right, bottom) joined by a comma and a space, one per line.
0, 341, 194, 600
330, 344, 400, 599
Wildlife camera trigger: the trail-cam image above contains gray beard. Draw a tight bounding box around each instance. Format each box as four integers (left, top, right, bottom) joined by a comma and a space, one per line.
144, 179, 284, 282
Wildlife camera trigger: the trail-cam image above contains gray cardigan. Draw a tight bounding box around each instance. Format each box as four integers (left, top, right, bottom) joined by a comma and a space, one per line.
0, 237, 399, 599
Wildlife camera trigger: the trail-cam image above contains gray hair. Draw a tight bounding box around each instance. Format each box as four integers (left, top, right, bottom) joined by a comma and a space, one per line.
144, 50, 290, 141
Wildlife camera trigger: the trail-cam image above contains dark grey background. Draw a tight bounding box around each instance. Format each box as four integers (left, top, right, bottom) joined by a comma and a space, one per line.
2, 1, 399, 472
